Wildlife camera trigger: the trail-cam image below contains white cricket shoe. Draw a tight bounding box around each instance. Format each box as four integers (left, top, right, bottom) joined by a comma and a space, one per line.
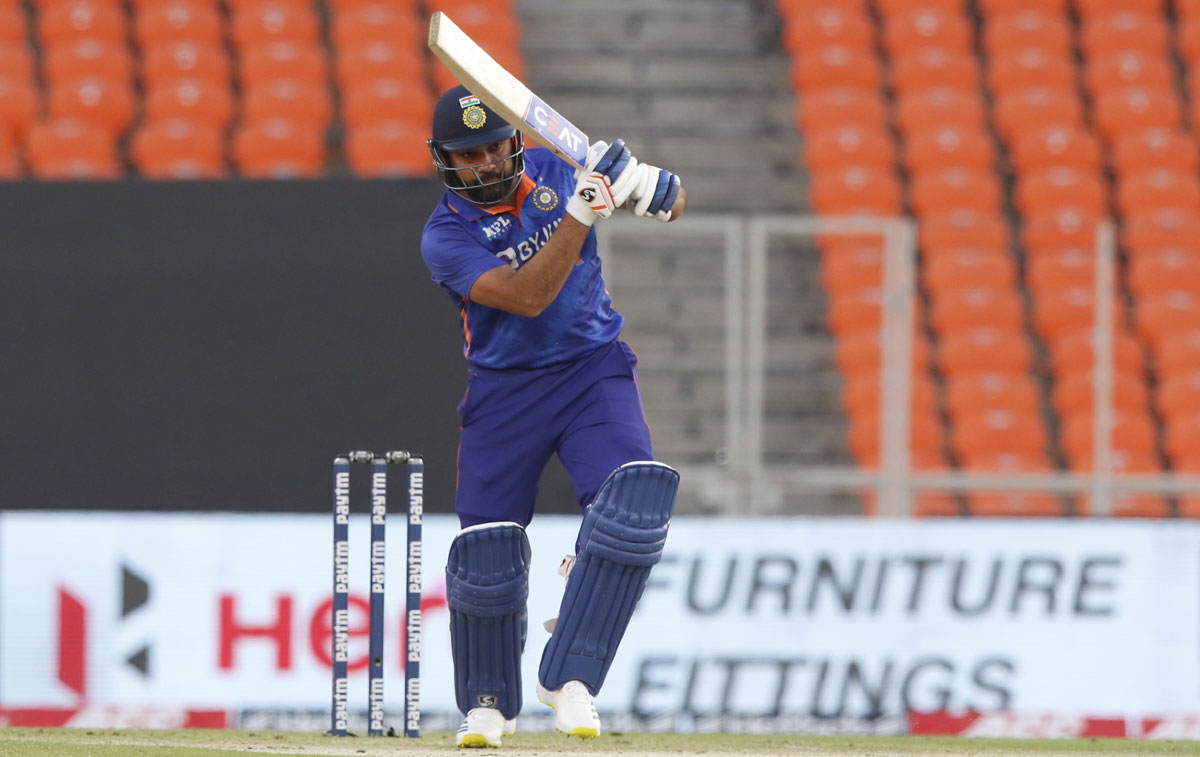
455, 707, 517, 748
536, 680, 601, 738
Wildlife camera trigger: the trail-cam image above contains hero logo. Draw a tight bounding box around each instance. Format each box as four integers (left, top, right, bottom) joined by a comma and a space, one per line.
524, 95, 587, 165
482, 216, 511, 240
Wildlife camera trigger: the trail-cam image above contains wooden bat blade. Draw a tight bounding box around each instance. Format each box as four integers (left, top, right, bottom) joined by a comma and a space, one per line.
428, 11, 589, 169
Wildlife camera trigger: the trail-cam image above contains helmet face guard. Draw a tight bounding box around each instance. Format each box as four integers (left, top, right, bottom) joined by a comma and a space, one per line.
428, 85, 527, 207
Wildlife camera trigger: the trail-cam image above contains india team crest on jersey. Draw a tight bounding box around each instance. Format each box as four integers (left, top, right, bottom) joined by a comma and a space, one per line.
532, 185, 559, 211
462, 105, 487, 129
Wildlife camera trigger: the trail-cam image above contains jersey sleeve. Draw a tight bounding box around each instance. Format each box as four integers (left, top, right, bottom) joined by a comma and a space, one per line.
421, 217, 509, 300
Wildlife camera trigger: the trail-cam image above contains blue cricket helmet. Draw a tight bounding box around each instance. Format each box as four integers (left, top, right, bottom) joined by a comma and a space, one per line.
428, 85, 525, 206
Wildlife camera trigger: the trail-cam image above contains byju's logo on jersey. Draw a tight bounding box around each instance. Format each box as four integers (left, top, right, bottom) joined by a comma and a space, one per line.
482, 215, 512, 240
532, 185, 559, 211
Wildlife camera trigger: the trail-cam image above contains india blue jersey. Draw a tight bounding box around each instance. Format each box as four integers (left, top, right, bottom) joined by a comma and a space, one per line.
421, 147, 623, 370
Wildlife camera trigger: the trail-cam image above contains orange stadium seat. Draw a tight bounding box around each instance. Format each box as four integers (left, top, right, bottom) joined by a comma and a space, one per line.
920, 210, 1010, 249
0, 44, 34, 82
944, 371, 1040, 420
848, 410, 944, 463
0, 75, 38, 143
341, 76, 434, 129
240, 42, 327, 89
988, 49, 1076, 95
910, 169, 1002, 215
25, 117, 121, 179
224, 0, 315, 11
145, 78, 235, 131
231, 2, 321, 49
882, 10, 972, 56
789, 45, 881, 92
776, 0, 869, 13
795, 88, 888, 132
1165, 413, 1200, 464
895, 87, 986, 136
335, 41, 425, 93
142, 41, 231, 90
952, 408, 1049, 461
1123, 209, 1200, 253
1181, 18, 1200, 65
1070, 449, 1161, 475
1052, 370, 1149, 417
1022, 207, 1102, 253
1156, 330, 1200, 375
1010, 126, 1103, 174
1031, 286, 1127, 344
1075, 0, 1164, 18
840, 372, 938, 418
1049, 328, 1144, 376
1111, 129, 1198, 176
922, 247, 1015, 294
834, 327, 932, 376
929, 286, 1024, 334
780, 6, 874, 54
232, 117, 325, 177
809, 166, 902, 215
1076, 492, 1170, 518
801, 125, 895, 173
134, 1, 224, 48
1085, 51, 1173, 98
937, 327, 1034, 376
43, 39, 133, 86
345, 119, 433, 177
966, 491, 1066, 518
130, 117, 225, 178
47, 76, 136, 139
1093, 88, 1181, 142
1117, 169, 1200, 217
0, 7, 26, 47
1061, 410, 1158, 465
1128, 248, 1200, 297
903, 125, 995, 175
820, 245, 881, 292
39, 1, 125, 46
242, 79, 332, 131
961, 451, 1054, 475
977, 0, 1068, 14
827, 286, 886, 334
1158, 371, 1200, 417
1080, 11, 1169, 59
1014, 167, 1107, 216
875, 0, 964, 16
332, 2, 422, 50
993, 86, 1084, 144
1027, 248, 1093, 292
890, 47, 979, 95
1136, 291, 1200, 347
982, 11, 1072, 57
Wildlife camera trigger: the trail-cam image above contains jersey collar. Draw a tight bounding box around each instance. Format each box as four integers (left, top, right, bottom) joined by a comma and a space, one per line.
444, 174, 537, 222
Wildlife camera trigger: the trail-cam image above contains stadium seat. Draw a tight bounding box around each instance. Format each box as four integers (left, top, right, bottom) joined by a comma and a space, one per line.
982, 11, 1072, 57
1182, 17, 1200, 65
827, 286, 885, 334
910, 169, 1002, 215
1031, 286, 1127, 344
890, 47, 979, 95
988, 48, 1075, 95
920, 210, 1010, 249
0, 75, 38, 143
1048, 328, 1145, 377
25, 117, 121, 179
780, 6, 874, 54
1021, 207, 1102, 253
39, 0, 125, 46
902, 125, 995, 175
895, 87, 986, 136
0, 7, 26, 47
820, 245, 881, 292
1085, 51, 1173, 98
145, 78, 235, 131
43, 39, 133, 86
840, 372, 938, 418
789, 45, 881, 92
232, 117, 325, 177
1156, 371, 1200, 417
1075, 0, 1163, 18
951, 408, 1049, 460
966, 491, 1066, 518
345, 119, 432, 177
1165, 412, 1200, 465
1026, 248, 1093, 292
834, 327, 931, 376
944, 371, 1040, 420
1014, 167, 1107, 216
231, 2, 321, 49
1093, 88, 1181, 142
242, 79, 333, 131
1136, 291, 1200, 347
335, 41, 425, 93
1010, 126, 1103, 174
978, 0, 1068, 14
134, 1, 224, 48
1069, 449, 1161, 474
224, 0, 316, 11
141, 41, 231, 90
848, 410, 944, 463
1076, 493, 1170, 518
341, 76, 434, 129
331, 2, 422, 50
1061, 410, 1159, 465
882, 10, 972, 56
47, 76, 137, 139
1118, 169, 1200, 218
1122, 209, 1200, 253
1080, 11, 1169, 58
1052, 370, 1149, 417
875, 0, 964, 17
993, 86, 1084, 144
1111, 129, 1198, 176
922, 247, 1015, 294
1156, 330, 1200, 375
937, 327, 1034, 376
809, 166, 902, 215
130, 117, 226, 178
929, 286, 1024, 334
0, 44, 34, 82
801, 126, 895, 173
239, 42, 328, 89
795, 88, 888, 132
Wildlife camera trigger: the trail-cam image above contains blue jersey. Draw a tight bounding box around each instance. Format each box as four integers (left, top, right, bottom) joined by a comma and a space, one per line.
421, 147, 623, 370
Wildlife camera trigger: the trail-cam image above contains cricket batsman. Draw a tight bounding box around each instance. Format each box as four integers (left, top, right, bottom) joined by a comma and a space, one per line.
420, 85, 686, 747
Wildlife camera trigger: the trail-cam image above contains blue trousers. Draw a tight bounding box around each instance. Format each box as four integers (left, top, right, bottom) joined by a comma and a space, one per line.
455, 340, 653, 527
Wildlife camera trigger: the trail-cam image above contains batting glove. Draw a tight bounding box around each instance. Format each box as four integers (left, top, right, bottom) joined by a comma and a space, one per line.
566, 139, 639, 226
629, 163, 682, 222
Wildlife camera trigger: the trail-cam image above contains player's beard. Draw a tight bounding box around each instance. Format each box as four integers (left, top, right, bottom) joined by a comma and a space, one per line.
465, 158, 517, 205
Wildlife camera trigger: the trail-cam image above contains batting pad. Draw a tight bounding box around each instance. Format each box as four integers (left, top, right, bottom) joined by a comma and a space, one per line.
447, 521, 531, 719
539, 461, 679, 693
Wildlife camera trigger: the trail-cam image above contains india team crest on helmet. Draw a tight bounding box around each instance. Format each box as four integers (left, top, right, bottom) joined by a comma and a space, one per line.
462, 105, 487, 129
533, 185, 559, 211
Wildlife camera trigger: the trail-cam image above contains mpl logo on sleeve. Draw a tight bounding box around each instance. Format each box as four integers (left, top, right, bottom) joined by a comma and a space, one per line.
523, 95, 587, 167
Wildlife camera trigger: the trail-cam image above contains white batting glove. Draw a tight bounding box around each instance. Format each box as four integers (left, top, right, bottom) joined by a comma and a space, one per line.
566, 139, 639, 226
629, 163, 682, 222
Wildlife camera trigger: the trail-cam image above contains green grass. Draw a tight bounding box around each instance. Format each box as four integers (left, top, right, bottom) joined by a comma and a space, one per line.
1, 728, 1197, 756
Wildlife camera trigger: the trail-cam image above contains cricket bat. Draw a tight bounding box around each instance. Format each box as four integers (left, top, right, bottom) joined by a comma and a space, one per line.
428, 11, 590, 169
